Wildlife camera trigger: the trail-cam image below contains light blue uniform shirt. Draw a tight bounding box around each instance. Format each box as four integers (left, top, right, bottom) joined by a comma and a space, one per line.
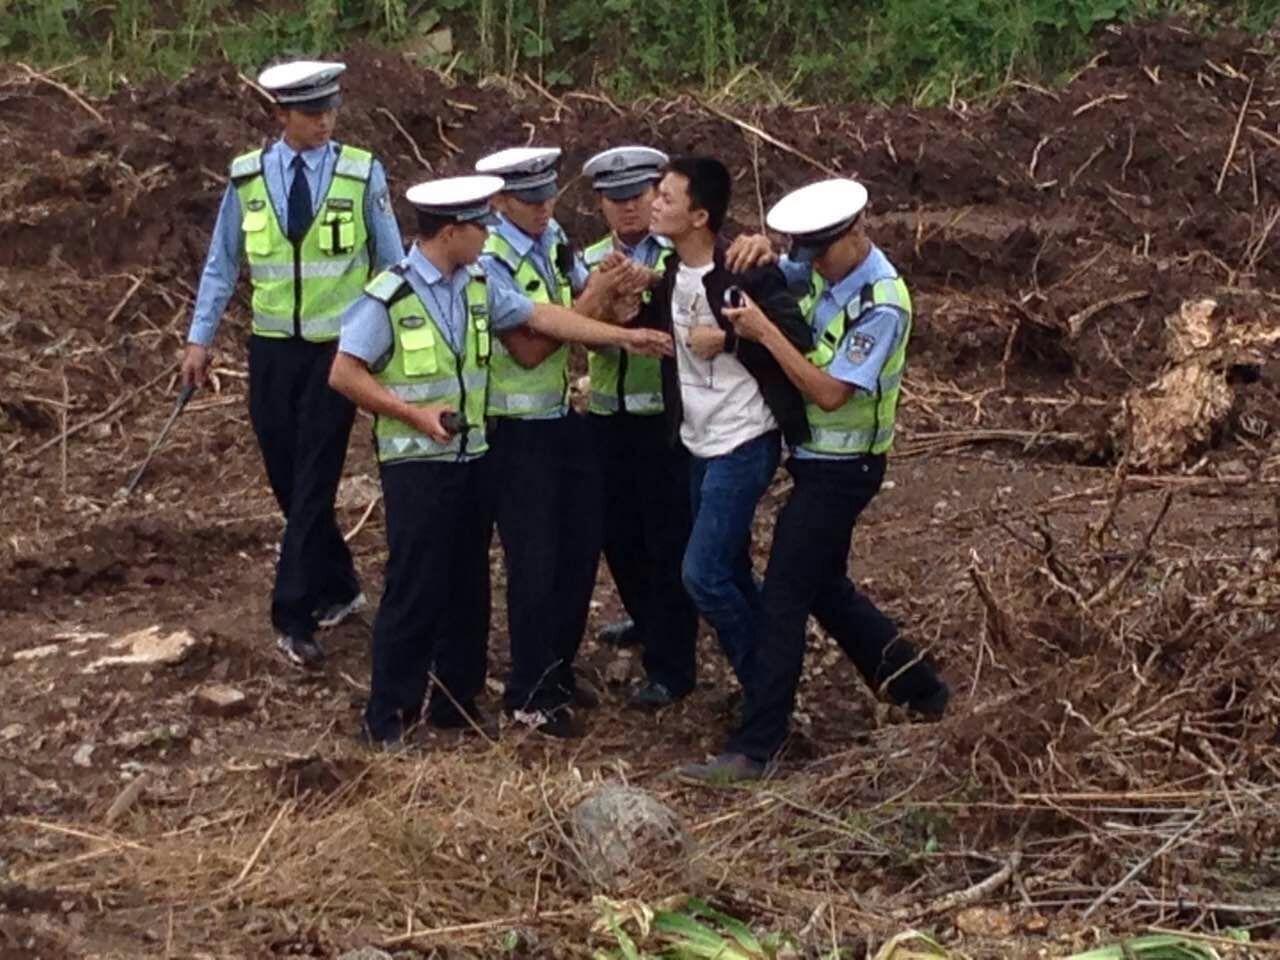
480, 214, 589, 420
338, 245, 532, 364
781, 246, 908, 460
187, 139, 404, 347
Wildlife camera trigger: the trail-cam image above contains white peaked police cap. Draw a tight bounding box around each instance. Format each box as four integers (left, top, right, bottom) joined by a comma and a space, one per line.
475, 146, 563, 202
583, 145, 669, 200
405, 175, 505, 225
766, 178, 869, 249
257, 60, 346, 111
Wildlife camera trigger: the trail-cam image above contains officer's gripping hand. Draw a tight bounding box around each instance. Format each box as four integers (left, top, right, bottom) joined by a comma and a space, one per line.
686, 325, 726, 360
723, 292, 772, 343
610, 294, 642, 326
623, 328, 674, 358
405, 403, 456, 444
180, 344, 211, 390
725, 233, 778, 273
617, 260, 659, 297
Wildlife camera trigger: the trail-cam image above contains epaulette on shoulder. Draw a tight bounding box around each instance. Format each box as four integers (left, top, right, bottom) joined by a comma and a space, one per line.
365, 264, 409, 303
229, 148, 264, 182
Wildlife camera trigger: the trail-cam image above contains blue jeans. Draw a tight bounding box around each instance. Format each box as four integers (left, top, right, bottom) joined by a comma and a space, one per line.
681, 430, 781, 687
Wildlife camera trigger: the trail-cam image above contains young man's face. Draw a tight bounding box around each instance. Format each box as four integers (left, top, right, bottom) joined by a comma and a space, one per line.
600, 185, 655, 242
278, 106, 337, 150
496, 193, 555, 237
649, 172, 704, 240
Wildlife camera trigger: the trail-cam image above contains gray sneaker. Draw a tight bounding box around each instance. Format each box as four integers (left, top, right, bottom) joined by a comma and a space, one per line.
678, 752, 765, 784
596, 618, 641, 647
276, 633, 324, 668
316, 592, 367, 630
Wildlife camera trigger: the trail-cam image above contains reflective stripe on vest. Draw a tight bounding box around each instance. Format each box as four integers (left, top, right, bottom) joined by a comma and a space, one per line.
232, 144, 374, 343
366, 266, 492, 463
584, 233, 669, 416
798, 272, 912, 456
483, 230, 572, 418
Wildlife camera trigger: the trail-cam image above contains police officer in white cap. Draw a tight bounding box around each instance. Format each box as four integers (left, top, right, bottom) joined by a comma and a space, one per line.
682, 179, 950, 781
330, 177, 671, 749
180, 60, 404, 669
473, 146, 641, 737
580, 146, 699, 710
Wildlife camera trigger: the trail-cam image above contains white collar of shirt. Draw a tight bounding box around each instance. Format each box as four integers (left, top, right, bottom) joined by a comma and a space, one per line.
276, 138, 331, 171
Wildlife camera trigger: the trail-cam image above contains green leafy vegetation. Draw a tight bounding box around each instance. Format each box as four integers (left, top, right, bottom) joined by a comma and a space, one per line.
1, 0, 1276, 99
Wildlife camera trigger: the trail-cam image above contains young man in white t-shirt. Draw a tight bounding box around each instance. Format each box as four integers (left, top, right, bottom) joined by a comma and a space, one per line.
645, 157, 813, 697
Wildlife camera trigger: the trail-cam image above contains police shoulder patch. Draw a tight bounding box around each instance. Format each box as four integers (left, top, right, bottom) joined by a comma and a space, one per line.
846, 331, 877, 365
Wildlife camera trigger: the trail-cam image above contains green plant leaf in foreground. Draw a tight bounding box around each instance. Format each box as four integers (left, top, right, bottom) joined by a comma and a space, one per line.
1064, 933, 1222, 960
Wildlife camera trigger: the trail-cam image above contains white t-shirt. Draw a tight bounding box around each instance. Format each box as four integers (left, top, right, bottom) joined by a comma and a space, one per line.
672, 261, 777, 458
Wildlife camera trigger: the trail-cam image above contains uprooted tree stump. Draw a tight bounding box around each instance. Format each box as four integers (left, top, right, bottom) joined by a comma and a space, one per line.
569, 784, 692, 893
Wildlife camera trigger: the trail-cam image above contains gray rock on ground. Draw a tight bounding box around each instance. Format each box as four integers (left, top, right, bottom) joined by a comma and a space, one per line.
569, 784, 691, 892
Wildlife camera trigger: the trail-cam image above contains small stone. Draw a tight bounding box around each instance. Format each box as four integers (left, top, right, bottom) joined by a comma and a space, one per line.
932, 499, 948, 516
1021, 913, 1049, 933
59, 696, 81, 711
955, 906, 1015, 938
72, 743, 95, 768
0, 723, 24, 743
193, 684, 250, 718
1217, 458, 1249, 480
111, 723, 190, 752
337, 949, 393, 960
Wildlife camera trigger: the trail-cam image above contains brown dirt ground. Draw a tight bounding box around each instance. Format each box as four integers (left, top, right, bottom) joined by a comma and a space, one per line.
0, 18, 1278, 960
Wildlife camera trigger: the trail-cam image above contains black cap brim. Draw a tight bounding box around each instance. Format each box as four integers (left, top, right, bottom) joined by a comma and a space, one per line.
598, 180, 656, 201
285, 92, 342, 113
508, 181, 557, 203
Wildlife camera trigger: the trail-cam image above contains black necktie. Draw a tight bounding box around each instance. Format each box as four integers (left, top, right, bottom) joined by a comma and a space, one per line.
287, 154, 313, 242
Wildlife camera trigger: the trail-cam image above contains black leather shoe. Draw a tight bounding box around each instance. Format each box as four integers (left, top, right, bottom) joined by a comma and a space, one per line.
508, 706, 584, 739
596, 618, 641, 647
905, 682, 951, 721
429, 701, 499, 738
276, 633, 324, 669
678, 752, 765, 784
627, 681, 685, 710
571, 677, 602, 709
357, 725, 420, 754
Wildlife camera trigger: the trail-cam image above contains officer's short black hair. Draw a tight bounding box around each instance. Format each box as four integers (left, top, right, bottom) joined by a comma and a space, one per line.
665, 156, 731, 235
416, 210, 456, 239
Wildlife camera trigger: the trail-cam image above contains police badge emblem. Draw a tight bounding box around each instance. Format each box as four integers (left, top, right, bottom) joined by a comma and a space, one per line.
846, 332, 876, 364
